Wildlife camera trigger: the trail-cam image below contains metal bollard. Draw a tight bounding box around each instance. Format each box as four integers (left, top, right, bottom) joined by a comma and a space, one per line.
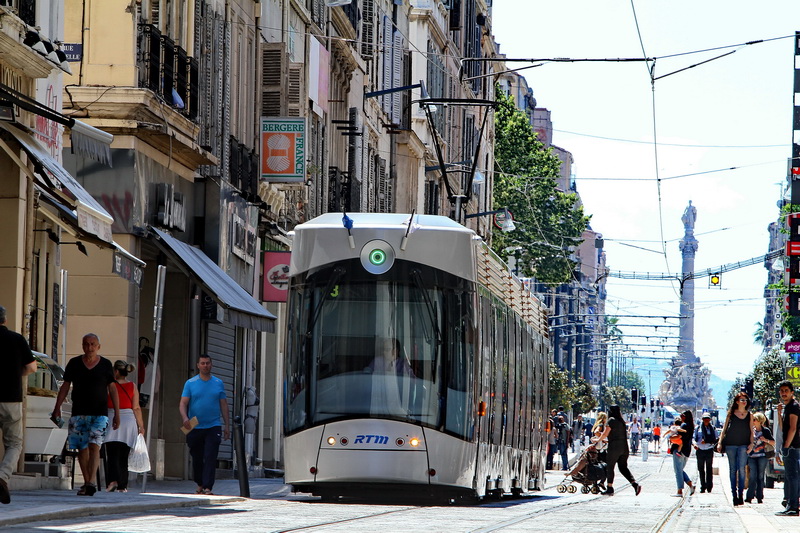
642, 438, 649, 462
233, 416, 250, 498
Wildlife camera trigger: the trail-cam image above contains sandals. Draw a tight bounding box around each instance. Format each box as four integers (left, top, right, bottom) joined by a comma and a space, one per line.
77, 484, 97, 496
107, 483, 118, 492
202, 488, 214, 495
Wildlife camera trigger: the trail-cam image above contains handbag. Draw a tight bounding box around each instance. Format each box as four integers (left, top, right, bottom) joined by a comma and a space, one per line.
764, 441, 776, 459
128, 433, 151, 473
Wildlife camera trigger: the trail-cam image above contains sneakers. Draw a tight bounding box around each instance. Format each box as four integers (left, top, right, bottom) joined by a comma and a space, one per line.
775, 509, 800, 516
601, 486, 614, 496
634, 484, 642, 496
0, 478, 10, 504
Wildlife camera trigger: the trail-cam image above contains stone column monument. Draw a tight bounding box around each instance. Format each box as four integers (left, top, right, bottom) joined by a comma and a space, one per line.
659, 202, 715, 409
678, 201, 699, 365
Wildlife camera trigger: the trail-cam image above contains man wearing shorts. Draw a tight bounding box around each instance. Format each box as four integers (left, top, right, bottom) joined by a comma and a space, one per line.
53, 333, 120, 495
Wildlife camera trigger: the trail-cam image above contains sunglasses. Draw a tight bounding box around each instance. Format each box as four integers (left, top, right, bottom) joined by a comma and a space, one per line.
737, 398, 748, 402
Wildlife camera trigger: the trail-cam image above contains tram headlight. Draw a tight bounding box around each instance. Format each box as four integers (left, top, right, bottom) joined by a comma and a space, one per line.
327, 436, 336, 446
360, 239, 395, 274
409, 437, 420, 447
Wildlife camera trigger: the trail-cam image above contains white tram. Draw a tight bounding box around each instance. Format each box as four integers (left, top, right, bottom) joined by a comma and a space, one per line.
283, 213, 550, 501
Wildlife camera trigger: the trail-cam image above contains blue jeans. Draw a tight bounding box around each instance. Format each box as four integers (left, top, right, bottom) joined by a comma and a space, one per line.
557, 442, 568, 470
672, 451, 690, 489
746, 456, 768, 501
725, 445, 748, 497
784, 447, 800, 511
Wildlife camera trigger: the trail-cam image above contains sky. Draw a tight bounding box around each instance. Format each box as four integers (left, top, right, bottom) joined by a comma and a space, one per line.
492, 1, 800, 400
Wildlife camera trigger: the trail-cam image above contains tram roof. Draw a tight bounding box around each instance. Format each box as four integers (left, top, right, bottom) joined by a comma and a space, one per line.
295, 213, 474, 233
289, 213, 478, 280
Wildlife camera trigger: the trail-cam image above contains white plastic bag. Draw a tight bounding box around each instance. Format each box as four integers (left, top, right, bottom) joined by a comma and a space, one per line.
128, 434, 151, 473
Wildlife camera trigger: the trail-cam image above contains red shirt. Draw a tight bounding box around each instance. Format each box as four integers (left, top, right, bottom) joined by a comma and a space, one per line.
108, 381, 135, 409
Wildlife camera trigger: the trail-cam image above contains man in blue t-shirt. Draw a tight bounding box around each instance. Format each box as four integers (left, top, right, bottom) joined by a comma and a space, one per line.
179, 354, 229, 495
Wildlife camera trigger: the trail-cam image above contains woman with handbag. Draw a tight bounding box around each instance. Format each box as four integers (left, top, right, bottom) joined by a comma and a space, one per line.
104, 360, 145, 492
717, 391, 755, 506
671, 410, 696, 497
745, 412, 776, 504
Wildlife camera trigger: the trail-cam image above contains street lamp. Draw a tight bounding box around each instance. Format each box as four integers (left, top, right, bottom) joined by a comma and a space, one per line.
464, 207, 516, 232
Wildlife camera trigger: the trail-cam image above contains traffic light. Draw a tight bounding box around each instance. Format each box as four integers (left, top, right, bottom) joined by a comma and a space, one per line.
710, 273, 721, 286
640, 395, 647, 406
631, 388, 638, 405
650, 399, 655, 409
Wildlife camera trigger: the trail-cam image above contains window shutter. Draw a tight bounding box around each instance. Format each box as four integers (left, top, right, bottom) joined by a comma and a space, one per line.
261, 42, 287, 117
391, 32, 404, 125
287, 63, 305, 117
361, 0, 375, 59
381, 15, 393, 114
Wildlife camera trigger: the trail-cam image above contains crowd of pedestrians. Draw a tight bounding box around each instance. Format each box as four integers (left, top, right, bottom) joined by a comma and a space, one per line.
545, 381, 800, 517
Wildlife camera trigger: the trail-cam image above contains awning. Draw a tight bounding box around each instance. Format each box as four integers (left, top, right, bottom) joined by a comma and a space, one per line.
149, 227, 276, 332
37, 187, 146, 287
0, 121, 113, 243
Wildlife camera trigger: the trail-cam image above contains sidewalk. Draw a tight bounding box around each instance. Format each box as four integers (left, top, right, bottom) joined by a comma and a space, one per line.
0, 476, 289, 528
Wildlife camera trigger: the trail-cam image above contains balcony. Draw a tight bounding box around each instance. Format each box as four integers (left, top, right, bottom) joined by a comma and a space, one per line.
137, 24, 199, 119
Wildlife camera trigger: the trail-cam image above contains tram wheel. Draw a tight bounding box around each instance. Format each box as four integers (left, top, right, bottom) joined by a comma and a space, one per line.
567, 485, 577, 493
557, 484, 567, 493
591, 485, 601, 494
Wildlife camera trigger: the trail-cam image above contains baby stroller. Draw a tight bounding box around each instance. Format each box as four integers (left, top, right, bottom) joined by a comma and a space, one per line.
556, 448, 607, 494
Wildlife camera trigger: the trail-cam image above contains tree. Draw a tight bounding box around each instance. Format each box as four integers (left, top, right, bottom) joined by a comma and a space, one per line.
573, 376, 597, 414
601, 385, 634, 413
491, 88, 591, 285
753, 349, 785, 409
753, 321, 766, 348
548, 363, 575, 409
609, 370, 645, 392
727, 376, 747, 407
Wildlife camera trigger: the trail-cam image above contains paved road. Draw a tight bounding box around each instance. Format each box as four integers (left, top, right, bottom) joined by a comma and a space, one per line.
2, 450, 798, 532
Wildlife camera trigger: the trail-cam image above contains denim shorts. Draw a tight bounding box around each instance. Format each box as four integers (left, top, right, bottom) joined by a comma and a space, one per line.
68, 415, 109, 450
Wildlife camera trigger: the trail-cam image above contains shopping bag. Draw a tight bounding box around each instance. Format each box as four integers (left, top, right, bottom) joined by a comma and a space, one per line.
128, 434, 151, 473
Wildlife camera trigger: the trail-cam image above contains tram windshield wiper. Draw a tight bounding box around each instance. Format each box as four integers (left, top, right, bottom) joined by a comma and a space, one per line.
410, 268, 441, 345
307, 266, 345, 335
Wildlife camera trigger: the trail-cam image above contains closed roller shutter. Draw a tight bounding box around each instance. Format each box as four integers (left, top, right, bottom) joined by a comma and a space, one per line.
207, 322, 236, 462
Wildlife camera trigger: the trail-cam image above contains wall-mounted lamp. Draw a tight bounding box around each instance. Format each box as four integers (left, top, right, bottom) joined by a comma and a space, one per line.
61, 241, 89, 256
465, 207, 516, 232
33, 228, 61, 244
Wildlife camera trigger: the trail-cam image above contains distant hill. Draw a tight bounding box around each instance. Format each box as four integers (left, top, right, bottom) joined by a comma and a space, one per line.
708, 373, 734, 408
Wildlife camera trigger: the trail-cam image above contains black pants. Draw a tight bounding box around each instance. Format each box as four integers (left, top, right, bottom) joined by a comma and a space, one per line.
186, 426, 222, 490
696, 448, 714, 491
606, 446, 636, 486
105, 441, 131, 490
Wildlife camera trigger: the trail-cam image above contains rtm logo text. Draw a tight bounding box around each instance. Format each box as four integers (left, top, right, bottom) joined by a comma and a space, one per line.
354, 435, 389, 444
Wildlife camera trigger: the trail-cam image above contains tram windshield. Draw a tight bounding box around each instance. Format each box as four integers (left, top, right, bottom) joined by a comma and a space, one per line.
285, 259, 475, 438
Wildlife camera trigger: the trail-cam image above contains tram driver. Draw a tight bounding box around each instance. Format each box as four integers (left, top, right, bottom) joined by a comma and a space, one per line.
365, 337, 415, 377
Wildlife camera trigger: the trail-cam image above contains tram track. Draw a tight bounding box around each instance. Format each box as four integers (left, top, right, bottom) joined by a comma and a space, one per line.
469, 473, 656, 533
273, 506, 420, 532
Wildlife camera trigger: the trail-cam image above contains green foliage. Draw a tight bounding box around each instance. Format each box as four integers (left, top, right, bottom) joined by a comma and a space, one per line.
573, 376, 598, 414
609, 370, 646, 392
727, 376, 747, 408
753, 349, 786, 409
548, 363, 574, 409
601, 385, 634, 412
491, 87, 591, 285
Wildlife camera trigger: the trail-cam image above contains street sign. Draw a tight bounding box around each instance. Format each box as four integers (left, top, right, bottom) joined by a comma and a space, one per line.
787, 242, 800, 256
787, 365, 800, 388
786, 341, 800, 353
